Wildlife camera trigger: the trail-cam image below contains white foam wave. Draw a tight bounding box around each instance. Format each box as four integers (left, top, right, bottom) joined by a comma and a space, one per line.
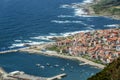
31, 36, 53, 40
60, 4, 71, 8
104, 24, 120, 28
30, 33, 62, 42
9, 29, 95, 49
51, 20, 95, 28
27, 41, 45, 45
83, 0, 93, 4
60, 30, 91, 37
49, 33, 57, 36
51, 20, 83, 24
9, 41, 46, 49
74, 8, 88, 16
58, 15, 74, 18
86, 27, 94, 30
89, 25, 95, 27
14, 40, 22, 42
51, 20, 71, 24
60, 0, 94, 17
9, 43, 25, 48
24, 40, 32, 43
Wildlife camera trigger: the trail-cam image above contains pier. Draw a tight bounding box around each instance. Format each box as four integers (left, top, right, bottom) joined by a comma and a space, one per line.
47, 73, 67, 80
0, 43, 54, 54
0, 67, 7, 74
0, 67, 67, 80
0, 47, 29, 54
0, 49, 18, 54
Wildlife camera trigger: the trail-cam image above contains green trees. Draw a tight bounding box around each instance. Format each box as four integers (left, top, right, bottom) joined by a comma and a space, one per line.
92, 0, 120, 16
88, 57, 120, 80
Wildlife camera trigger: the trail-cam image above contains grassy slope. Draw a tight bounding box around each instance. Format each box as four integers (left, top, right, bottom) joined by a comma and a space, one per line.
88, 57, 120, 80
92, 0, 120, 19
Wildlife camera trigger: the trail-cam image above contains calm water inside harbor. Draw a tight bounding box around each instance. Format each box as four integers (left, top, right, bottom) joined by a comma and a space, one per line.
0, 52, 100, 80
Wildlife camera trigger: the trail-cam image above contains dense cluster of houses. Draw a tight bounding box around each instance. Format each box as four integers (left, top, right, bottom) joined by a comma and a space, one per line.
56, 28, 120, 64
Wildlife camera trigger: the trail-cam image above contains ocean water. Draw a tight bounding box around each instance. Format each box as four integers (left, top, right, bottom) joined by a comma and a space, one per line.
0, 0, 120, 50
0, 0, 120, 80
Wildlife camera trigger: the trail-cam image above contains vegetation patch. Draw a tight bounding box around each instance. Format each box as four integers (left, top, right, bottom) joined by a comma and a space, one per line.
88, 57, 120, 80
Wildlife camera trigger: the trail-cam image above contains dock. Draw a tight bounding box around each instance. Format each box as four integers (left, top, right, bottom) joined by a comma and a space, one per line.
47, 73, 67, 80
0, 49, 18, 54
7, 73, 47, 80
0, 67, 67, 80
0, 43, 54, 54
0, 47, 29, 54
0, 67, 7, 74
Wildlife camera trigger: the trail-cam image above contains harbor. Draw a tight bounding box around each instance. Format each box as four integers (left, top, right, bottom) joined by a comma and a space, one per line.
0, 43, 105, 69
0, 51, 100, 80
0, 67, 67, 80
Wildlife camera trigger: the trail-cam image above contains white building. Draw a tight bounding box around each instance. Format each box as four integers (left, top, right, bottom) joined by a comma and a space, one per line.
116, 45, 120, 51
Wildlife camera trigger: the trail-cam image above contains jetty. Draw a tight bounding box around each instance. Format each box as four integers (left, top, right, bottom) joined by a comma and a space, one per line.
0, 46, 105, 69
0, 67, 67, 80
0, 67, 7, 74
0, 49, 18, 54
0, 47, 29, 54
47, 73, 67, 80
0, 43, 54, 54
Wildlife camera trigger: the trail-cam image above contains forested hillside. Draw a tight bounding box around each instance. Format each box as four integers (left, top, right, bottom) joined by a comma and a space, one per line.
88, 57, 120, 80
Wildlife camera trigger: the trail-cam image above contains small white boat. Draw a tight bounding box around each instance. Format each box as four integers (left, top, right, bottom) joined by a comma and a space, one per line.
40, 66, 45, 69
61, 68, 65, 71
36, 64, 41, 67
54, 64, 59, 67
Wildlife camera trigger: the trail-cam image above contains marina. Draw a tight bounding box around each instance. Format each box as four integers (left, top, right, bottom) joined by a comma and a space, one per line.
0, 45, 105, 69
0, 67, 67, 80
0, 52, 100, 80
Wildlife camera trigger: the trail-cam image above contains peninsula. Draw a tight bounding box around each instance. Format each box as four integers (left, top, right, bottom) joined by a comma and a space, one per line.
90, 0, 120, 19
0, 28, 120, 69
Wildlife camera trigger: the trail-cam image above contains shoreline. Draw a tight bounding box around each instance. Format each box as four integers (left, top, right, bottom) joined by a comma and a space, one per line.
0, 67, 66, 80
1, 29, 120, 69
86, 0, 120, 20
18, 43, 105, 69
0, 42, 105, 69
75, 0, 120, 20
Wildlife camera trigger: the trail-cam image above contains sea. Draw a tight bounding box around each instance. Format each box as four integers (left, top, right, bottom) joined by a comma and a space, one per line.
0, 0, 120, 80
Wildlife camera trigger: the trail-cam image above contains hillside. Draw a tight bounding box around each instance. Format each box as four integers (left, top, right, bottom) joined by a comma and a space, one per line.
92, 0, 120, 19
88, 57, 120, 80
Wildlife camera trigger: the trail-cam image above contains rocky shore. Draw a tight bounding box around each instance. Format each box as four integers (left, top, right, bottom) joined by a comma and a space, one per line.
74, 0, 120, 20
87, 0, 120, 20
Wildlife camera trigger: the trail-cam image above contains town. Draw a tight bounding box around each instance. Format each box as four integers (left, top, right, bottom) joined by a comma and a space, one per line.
55, 28, 120, 64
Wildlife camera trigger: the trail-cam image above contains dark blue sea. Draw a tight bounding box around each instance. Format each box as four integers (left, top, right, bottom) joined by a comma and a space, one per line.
0, 0, 120, 80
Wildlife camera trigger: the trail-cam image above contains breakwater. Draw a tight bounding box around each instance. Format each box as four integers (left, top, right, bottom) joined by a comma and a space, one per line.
0, 67, 67, 80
